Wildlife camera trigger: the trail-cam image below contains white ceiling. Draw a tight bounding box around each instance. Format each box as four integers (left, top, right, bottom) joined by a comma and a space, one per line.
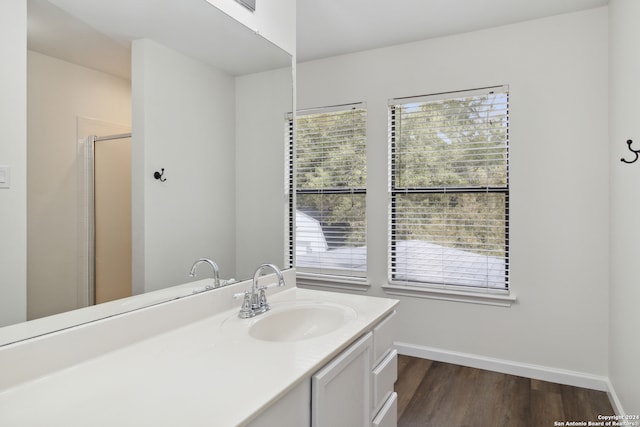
28, 0, 132, 79
28, 0, 609, 77
296, 0, 609, 62
27, 0, 291, 79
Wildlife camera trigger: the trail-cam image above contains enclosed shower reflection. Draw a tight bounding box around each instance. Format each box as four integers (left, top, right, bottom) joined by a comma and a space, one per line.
84, 133, 132, 305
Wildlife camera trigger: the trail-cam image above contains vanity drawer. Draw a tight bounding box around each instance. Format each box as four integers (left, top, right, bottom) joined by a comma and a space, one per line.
372, 349, 397, 417
373, 310, 397, 365
372, 392, 397, 427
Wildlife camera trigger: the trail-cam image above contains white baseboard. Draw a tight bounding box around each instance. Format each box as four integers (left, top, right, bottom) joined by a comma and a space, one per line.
395, 342, 610, 392
605, 378, 626, 417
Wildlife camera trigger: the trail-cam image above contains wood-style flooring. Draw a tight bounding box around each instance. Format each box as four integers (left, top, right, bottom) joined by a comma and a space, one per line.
396, 355, 614, 427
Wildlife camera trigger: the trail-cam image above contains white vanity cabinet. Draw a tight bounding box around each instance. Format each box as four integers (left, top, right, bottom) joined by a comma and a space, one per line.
311, 310, 398, 427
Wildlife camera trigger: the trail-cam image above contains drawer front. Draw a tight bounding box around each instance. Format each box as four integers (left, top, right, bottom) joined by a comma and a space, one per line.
372, 392, 397, 427
373, 311, 396, 365
372, 349, 398, 416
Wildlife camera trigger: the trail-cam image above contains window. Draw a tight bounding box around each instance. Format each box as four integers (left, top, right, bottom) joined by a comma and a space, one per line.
289, 104, 367, 279
389, 86, 509, 292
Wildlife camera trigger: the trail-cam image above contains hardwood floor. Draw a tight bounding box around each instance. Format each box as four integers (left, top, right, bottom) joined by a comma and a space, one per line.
396, 355, 614, 427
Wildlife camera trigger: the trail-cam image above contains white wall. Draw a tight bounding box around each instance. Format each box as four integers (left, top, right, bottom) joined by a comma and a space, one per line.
27, 51, 131, 320
298, 8, 609, 378
235, 66, 293, 279
205, 0, 296, 56
609, 0, 640, 415
131, 39, 237, 293
0, 0, 27, 327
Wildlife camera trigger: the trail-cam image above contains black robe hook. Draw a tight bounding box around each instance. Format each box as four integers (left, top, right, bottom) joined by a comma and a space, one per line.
621, 139, 639, 164
154, 168, 167, 182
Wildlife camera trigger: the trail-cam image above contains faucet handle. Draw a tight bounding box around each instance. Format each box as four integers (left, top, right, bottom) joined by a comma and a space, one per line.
238, 291, 255, 318
257, 286, 270, 312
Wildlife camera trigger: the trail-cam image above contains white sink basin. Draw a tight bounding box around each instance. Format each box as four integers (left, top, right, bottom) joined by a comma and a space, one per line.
248, 303, 355, 342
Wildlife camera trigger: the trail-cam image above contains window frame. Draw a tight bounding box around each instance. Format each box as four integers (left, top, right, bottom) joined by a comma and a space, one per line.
386, 86, 512, 300
288, 103, 369, 285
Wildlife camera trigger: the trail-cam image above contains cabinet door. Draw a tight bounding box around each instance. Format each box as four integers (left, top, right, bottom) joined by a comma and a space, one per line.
246, 379, 310, 427
312, 332, 372, 427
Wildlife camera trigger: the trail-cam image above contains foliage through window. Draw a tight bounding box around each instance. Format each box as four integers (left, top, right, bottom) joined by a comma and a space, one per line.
389, 86, 509, 290
290, 104, 367, 278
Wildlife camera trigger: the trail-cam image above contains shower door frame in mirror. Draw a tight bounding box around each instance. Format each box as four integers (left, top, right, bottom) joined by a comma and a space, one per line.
80, 129, 133, 308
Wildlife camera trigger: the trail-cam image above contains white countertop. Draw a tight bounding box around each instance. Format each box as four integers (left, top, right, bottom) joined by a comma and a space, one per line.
0, 287, 397, 426
0, 280, 226, 347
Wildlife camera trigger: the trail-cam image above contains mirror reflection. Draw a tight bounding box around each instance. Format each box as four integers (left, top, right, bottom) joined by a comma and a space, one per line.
1, 0, 292, 345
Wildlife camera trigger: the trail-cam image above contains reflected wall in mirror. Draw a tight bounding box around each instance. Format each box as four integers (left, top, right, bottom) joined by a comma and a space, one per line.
1, 0, 293, 346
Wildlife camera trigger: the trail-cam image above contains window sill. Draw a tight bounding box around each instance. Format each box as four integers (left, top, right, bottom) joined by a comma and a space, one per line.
382, 283, 516, 307
295, 272, 370, 292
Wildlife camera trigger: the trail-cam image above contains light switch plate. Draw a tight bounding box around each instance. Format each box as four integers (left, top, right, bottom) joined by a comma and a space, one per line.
0, 165, 10, 188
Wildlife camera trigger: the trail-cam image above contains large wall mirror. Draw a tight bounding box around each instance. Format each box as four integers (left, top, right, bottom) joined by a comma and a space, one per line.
1, 0, 293, 346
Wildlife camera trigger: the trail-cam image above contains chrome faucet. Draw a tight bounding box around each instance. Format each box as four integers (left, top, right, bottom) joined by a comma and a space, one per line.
188, 258, 221, 289
238, 263, 286, 318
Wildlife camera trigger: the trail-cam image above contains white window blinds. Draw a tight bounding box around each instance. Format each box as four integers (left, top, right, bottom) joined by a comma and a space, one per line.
291, 104, 367, 278
389, 86, 509, 291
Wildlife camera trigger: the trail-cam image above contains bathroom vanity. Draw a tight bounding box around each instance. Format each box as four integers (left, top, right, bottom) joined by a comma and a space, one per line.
0, 270, 398, 426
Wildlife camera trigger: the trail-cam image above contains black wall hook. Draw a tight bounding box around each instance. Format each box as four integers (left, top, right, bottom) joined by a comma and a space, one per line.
621, 139, 639, 164
153, 168, 167, 182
